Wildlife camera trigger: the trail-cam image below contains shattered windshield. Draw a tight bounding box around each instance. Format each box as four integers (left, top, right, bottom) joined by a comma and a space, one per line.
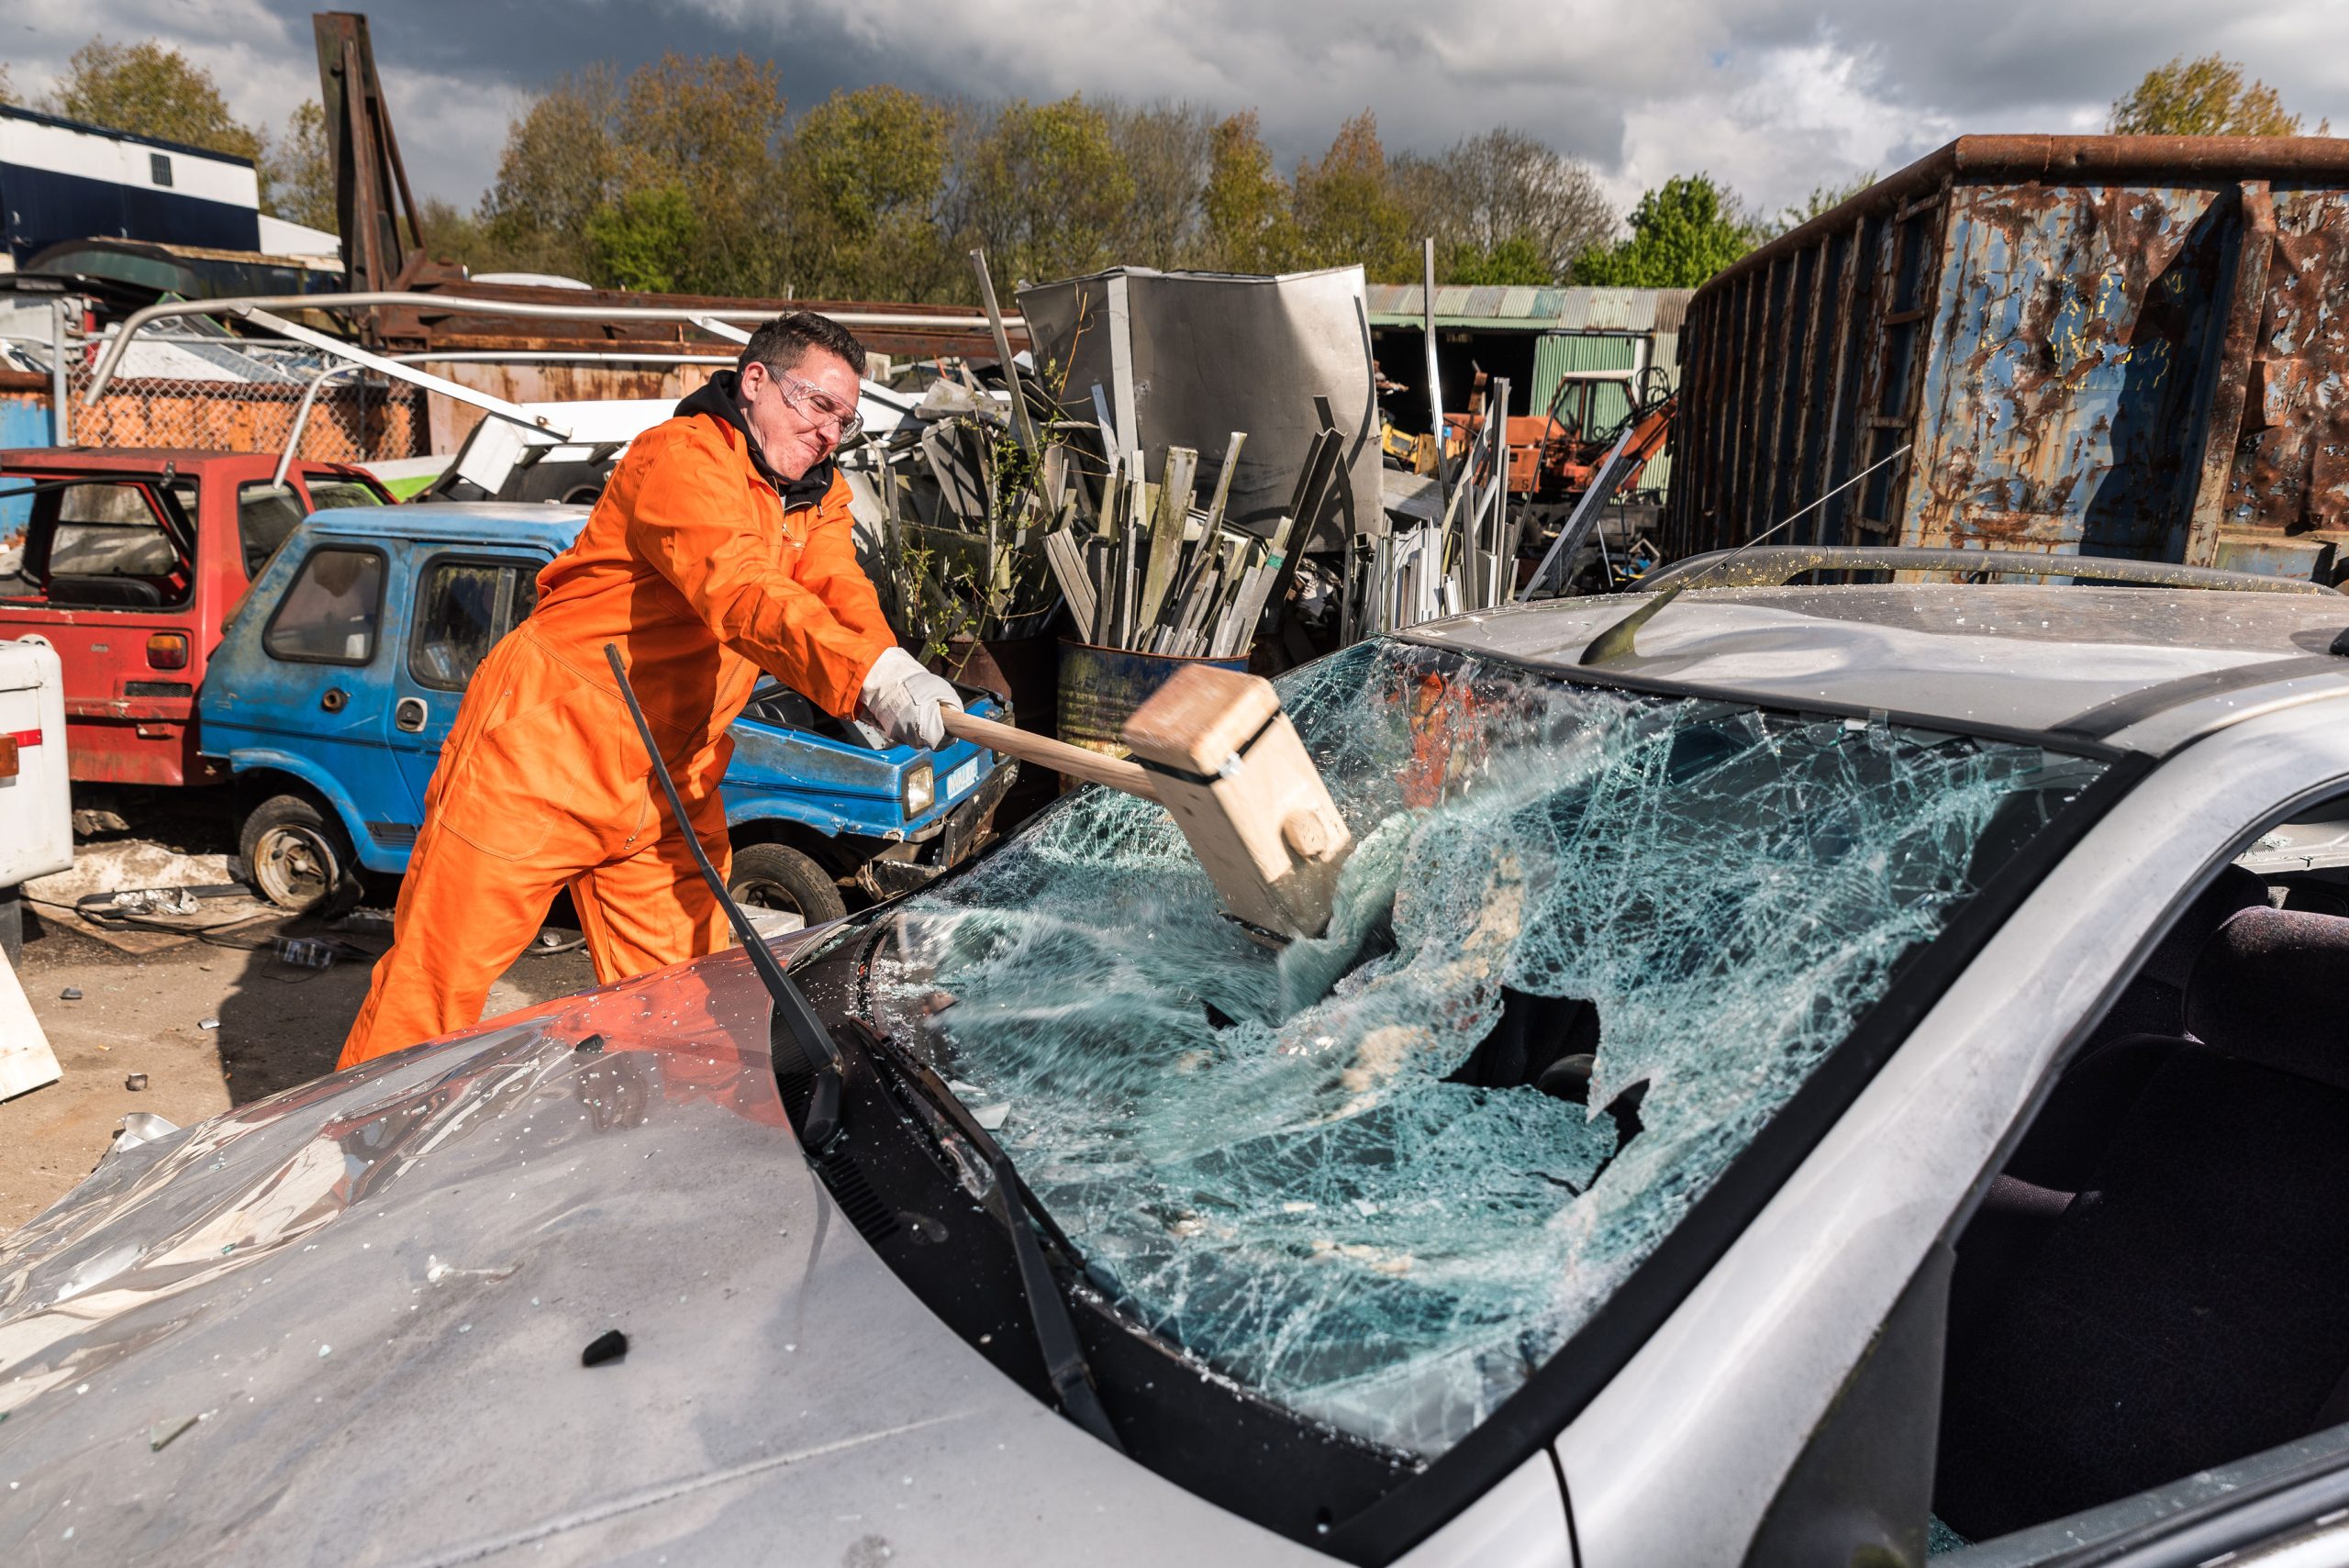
868, 637, 2104, 1460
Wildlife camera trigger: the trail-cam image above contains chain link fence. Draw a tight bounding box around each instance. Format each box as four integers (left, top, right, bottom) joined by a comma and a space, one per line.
62, 338, 426, 466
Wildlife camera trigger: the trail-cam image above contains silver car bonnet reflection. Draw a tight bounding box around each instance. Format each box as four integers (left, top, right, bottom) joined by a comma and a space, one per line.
0, 949, 1317, 1566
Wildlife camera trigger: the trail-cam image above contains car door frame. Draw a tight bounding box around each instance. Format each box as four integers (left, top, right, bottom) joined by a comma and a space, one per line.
378, 546, 550, 830
1547, 696, 2349, 1567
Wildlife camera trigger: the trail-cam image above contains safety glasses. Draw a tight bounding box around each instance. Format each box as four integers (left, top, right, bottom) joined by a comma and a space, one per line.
769, 370, 865, 442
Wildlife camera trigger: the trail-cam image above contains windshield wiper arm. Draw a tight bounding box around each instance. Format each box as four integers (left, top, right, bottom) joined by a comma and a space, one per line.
839, 1017, 1123, 1451
985, 1148, 1123, 1450
603, 643, 843, 1151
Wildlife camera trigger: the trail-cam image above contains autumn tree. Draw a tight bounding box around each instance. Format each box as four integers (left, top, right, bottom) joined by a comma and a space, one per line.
0, 66, 17, 106
783, 84, 953, 300
614, 52, 790, 295
479, 68, 624, 281
2109, 54, 2320, 137
1291, 112, 1413, 280
261, 100, 338, 232
1399, 128, 1615, 284
1105, 100, 1214, 270
963, 95, 1134, 286
1199, 112, 1295, 273
1574, 173, 1755, 288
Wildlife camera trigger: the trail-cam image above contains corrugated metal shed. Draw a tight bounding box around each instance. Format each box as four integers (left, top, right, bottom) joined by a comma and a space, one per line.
1364, 284, 1692, 332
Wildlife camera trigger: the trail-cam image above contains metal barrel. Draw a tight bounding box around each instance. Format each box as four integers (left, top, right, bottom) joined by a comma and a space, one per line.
1056, 640, 1246, 761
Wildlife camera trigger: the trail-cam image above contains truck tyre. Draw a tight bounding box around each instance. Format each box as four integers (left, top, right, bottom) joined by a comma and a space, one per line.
0, 887, 21, 968
241, 793, 356, 912
727, 843, 846, 928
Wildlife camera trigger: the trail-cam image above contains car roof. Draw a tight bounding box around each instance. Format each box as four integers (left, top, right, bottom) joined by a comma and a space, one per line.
304, 502, 591, 552
1414, 584, 2349, 754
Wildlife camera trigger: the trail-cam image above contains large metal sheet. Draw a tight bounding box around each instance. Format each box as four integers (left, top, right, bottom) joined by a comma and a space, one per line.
1019, 265, 1379, 547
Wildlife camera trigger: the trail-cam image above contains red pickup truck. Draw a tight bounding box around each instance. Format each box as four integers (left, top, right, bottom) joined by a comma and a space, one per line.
0, 449, 392, 787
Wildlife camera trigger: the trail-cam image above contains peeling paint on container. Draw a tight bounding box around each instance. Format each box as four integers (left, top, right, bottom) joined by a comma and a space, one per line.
1665, 135, 2349, 587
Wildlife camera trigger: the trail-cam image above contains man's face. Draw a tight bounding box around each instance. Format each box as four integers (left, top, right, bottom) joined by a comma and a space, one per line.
737, 350, 861, 480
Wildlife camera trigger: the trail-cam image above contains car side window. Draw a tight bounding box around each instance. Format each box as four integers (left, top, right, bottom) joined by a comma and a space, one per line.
263, 548, 384, 665
302, 478, 385, 512
44, 480, 188, 590
409, 558, 537, 691
236, 482, 310, 578
1927, 784, 2349, 1562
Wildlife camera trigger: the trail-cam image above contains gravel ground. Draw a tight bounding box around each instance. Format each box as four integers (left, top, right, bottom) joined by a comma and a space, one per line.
0, 908, 596, 1235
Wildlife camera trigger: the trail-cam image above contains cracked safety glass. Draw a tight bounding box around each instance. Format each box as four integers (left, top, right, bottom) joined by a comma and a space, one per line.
870, 638, 2105, 1459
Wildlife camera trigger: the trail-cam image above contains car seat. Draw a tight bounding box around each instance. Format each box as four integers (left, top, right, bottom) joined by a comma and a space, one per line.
44, 573, 165, 608
1934, 905, 2349, 1540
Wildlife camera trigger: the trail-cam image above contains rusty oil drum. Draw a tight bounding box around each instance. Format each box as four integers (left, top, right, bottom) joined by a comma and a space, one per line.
1056, 640, 1247, 762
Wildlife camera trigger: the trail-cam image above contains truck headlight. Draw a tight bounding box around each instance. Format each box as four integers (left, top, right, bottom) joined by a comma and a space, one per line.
903, 761, 935, 817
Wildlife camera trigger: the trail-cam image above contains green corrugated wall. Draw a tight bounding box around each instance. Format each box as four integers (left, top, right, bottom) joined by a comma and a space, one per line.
1530, 332, 1678, 495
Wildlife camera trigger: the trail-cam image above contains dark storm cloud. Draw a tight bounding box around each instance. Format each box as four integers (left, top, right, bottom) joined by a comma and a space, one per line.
6, 0, 2344, 216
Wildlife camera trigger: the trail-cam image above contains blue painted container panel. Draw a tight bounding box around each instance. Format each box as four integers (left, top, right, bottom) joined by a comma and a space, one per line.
0, 389, 55, 539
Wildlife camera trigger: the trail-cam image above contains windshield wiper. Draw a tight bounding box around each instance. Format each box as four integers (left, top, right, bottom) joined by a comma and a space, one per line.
839, 1016, 1124, 1451
602, 642, 843, 1151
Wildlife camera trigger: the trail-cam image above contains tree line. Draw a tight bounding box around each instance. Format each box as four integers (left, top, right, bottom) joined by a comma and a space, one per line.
444, 64, 1650, 298
0, 39, 2328, 303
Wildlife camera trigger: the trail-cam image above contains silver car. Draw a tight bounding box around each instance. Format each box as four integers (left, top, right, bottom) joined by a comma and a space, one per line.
8, 559, 2349, 1567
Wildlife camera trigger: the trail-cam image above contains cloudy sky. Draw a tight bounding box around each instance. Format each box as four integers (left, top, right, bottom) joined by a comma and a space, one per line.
6, 0, 2347, 221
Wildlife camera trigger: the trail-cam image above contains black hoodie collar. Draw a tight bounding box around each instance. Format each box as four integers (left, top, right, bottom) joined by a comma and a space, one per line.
675, 369, 838, 508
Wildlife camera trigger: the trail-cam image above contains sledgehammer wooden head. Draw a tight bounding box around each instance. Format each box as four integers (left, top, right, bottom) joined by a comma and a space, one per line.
1121, 666, 1353, 942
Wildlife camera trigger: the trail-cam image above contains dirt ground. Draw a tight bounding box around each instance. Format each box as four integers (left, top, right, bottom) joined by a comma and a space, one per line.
0, 906, 597, 1234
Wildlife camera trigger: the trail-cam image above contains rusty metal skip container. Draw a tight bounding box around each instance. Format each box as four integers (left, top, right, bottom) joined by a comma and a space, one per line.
1664, 135, 2349, 586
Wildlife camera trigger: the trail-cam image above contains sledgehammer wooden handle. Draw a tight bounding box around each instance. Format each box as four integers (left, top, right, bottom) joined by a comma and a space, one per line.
941, 708, 1160, 802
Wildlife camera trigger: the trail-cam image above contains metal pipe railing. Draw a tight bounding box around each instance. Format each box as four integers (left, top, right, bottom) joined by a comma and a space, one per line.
84, 291, 1019, 405
268, 346, 743, 487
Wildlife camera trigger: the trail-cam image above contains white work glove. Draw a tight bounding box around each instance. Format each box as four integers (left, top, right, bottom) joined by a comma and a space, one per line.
858, 646, 963, 750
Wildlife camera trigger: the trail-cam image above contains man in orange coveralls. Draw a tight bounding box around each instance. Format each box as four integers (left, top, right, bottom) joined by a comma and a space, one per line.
338, 312, 961, 1069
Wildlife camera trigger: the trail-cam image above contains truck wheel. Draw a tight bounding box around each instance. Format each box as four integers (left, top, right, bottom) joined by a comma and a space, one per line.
0, 887, 21, 968
241, 794, 355, 912
727, 843, 845, 927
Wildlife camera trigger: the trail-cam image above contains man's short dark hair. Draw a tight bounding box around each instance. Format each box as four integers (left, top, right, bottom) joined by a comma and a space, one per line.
738, 311, 866, 380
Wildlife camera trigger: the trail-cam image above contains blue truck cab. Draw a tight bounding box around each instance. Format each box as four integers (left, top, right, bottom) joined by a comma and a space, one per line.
200, 504, 1014, 926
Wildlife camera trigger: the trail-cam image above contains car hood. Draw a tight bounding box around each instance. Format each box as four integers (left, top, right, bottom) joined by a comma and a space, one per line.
0, 950, 1313, 1566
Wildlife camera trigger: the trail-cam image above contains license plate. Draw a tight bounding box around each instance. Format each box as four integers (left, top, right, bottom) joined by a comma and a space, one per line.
946, 758, 978, 802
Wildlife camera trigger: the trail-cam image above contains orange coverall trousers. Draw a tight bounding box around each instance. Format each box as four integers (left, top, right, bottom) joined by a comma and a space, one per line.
338, 397, 896, 1070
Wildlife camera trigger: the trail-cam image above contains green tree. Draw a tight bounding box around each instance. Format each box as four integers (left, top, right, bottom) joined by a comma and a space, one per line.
586, 183, 700, 292
261, 100, 337, 231
784, 84, 952, 299
1574, 173, 1756, 288
1200, 111, 1295, 273
47, 37, 263, 162
2109, 54, 2319, 136
1444, 233, 1552, 286
1291, 112, 1412, 279
964, 95, 1134, 286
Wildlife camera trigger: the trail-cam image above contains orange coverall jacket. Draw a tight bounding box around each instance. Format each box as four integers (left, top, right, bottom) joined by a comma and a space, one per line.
338, 383, 896, 1070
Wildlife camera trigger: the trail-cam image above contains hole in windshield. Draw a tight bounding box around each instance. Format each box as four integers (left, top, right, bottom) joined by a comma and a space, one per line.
868, 638, 2106, 1460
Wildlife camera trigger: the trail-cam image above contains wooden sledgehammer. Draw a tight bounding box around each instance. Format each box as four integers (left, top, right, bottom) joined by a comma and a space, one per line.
938, 665, 1353, 941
